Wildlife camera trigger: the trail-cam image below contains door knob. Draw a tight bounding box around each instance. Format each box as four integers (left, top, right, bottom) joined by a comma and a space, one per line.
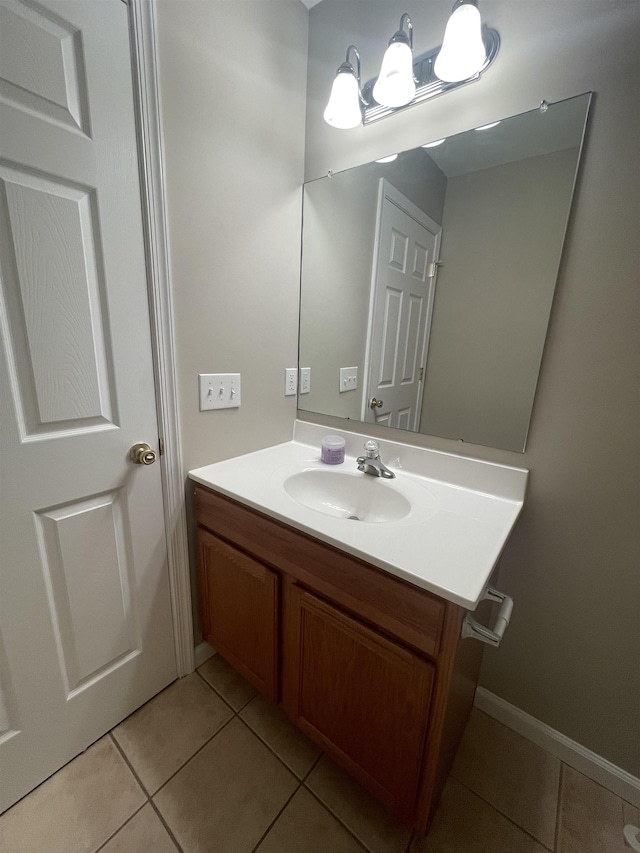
129, 442, 157, 465
369, 398, 384, 408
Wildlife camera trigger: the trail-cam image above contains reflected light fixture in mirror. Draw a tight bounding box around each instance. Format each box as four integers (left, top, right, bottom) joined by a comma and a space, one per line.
373, 14, 416, 108
323, 45, 364, 129
323, 1, 497, 129
434, 0, 486, 83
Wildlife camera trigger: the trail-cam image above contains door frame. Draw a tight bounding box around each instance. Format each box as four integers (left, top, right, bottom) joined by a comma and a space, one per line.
361, 179, 442, 429
128, 0, 194, 676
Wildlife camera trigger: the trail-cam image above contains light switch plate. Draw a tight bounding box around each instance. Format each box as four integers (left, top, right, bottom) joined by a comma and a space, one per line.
199, 373, 241, 410
339, 366, 358, 393
299, 367, 311, 394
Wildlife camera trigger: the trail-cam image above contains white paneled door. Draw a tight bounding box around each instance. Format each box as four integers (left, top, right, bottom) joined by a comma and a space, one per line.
0, 0, 176, 812
364, 180, 441, 431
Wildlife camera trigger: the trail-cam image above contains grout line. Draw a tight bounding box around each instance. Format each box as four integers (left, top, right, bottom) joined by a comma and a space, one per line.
248, 780, 304, 853
554, 762, 565, 852
148, 798, 184, 853
194, 668, 240, 715
299, 785, 372, 853
94, 803, 147, 853
301, 750, 324, 783
454, 775, 556, 852
151, 715, 237, 798
235, 713, 321, 783
109, 732, 150, 799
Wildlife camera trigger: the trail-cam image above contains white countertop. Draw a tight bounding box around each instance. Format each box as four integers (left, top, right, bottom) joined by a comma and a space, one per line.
189, 421, 528, 611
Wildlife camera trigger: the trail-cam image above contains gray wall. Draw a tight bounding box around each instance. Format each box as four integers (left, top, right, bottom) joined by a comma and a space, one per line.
305, 0, 640, 775
421, 147, 579, 451
155, 0, 308, 635
299, 149, 446, 419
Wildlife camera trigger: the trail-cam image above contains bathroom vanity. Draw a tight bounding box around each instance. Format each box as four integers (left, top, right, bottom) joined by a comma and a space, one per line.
190, 422, 527, 831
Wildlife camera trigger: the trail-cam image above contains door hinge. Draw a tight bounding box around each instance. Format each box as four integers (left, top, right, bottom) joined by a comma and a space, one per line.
428, 261, 443, 277
158, 437, 165, 456
419, 367, 424, 381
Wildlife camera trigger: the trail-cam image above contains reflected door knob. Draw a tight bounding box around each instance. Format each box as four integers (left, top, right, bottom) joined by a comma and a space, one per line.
369, 397, 384, 408
129, 442, 157, 465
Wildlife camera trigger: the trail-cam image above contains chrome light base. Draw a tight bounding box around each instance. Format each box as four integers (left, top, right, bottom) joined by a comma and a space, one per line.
361, 27, 500, 125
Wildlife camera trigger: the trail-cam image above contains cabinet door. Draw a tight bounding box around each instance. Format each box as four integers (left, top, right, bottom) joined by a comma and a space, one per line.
198, 529, 278, 701
287, 585, 434, 822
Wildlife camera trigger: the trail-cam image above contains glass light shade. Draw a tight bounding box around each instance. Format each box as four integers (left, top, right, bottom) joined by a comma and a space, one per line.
372, 41, 416, 108
323, 70, 362, 129
434, 3, 486, 83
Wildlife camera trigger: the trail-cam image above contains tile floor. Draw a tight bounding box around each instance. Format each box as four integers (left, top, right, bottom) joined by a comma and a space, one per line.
1, 654, 637, 853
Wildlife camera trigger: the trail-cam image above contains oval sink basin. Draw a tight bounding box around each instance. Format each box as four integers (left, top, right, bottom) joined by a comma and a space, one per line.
283, 469, 411, 523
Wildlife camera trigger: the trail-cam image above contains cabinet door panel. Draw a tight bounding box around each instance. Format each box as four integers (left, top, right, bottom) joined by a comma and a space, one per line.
290, 585, 434, 821
198, 529, 278, 701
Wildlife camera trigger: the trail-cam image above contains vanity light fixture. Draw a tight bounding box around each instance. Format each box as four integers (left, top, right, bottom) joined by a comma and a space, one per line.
323, 45, 365, 129
323, 2, 499, 129
434, 0, 487, 83
373, 14, 416, 108
375, 154, 399, 163
422, 138, 446, 147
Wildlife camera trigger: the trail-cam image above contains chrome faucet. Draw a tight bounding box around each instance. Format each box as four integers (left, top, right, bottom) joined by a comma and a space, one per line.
356, 440, 395, 479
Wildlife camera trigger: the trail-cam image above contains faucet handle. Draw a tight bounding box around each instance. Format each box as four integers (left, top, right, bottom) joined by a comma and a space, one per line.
363, 439, 379, 458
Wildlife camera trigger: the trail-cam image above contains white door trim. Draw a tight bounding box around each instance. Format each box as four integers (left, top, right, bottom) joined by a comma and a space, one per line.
128, 0, 194, 676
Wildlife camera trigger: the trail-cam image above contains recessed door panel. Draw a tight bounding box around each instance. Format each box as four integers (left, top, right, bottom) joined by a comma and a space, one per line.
388, 228, 408, 272
0, 0, 89, 133
0, 168, 116, 437
401, 295, 424, 384
377, 287, 402, 387
37, 491, 140, 695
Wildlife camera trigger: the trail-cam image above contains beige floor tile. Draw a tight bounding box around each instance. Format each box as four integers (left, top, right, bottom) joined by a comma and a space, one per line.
154, 717, 298, 853
112, 673, 233, 794
0, 737, 145, 853
100, 804, 177, 853
257, 787, 366, 853
240, 694, 321, 778
411, 777, 547, 853
198, 654, 257, 710
557, 765, 631, 853
306, 755, 411, 853
451, 708, 560, 848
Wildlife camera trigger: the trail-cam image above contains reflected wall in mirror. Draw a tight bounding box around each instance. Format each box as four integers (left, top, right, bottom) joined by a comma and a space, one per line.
298, 93, 591, 452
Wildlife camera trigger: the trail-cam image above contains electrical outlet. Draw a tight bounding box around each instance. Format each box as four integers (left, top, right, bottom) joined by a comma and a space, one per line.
285, 367, 297, 396
199, 373, 241, 410
339, 366, 358, 393
299, 367, 311, 394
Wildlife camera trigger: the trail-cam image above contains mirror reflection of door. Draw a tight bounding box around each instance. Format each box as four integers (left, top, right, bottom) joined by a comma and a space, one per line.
363, 180, 441, 430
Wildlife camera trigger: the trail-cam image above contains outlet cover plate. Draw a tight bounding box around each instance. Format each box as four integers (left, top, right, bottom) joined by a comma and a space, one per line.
285, 367, 297, 396
299, 367, 311, 394
199, 373, 241, 410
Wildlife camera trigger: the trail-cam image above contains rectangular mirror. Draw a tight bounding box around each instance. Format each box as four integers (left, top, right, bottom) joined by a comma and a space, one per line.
298, 93, 592, 452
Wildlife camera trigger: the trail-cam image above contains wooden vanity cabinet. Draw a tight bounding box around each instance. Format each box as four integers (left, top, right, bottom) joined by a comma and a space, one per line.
198, 528, 279, 701
194, 483, 484, 833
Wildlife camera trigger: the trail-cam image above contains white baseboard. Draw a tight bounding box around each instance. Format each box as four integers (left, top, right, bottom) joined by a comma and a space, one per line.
194, 641, 215, 668
474, 687, 640, 808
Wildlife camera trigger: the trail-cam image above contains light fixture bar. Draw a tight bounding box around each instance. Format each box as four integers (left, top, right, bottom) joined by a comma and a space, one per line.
361, 27, 499, 125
